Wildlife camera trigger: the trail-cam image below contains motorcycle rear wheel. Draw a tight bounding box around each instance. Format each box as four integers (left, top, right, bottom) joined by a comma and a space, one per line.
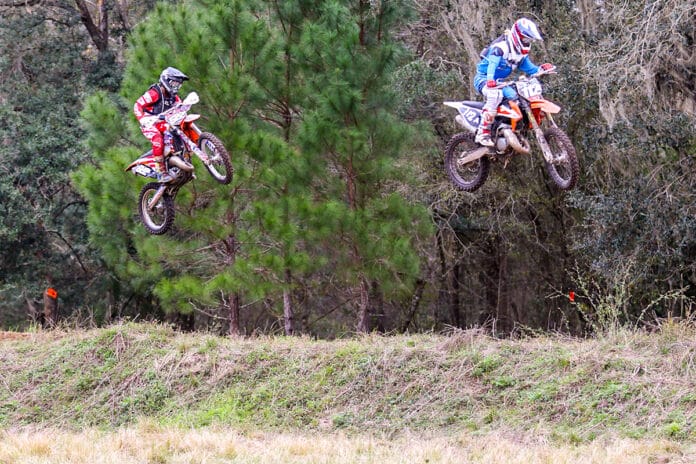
199, 132, 233, 185
139, 182, 175, 235
543, 127, 579, 191
444, 132, 490, 192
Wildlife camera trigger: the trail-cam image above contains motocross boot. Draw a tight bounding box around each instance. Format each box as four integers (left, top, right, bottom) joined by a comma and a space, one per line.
475, 129, 494, 147
475, 109, 495, 147
158, 171, 174, 183
155, 158, 174, 183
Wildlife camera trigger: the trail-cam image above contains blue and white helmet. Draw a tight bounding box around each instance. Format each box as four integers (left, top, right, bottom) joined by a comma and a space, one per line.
509, 18, 543, 55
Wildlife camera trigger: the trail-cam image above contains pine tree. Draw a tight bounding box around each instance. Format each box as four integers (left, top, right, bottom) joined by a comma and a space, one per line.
294, 0, 431, 332
77, 0, 317, 335
74, 0, 431, 335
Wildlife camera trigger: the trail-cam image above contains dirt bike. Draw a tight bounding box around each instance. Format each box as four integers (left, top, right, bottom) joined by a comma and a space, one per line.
442, 68, 579, 192
125, 92, 232, 235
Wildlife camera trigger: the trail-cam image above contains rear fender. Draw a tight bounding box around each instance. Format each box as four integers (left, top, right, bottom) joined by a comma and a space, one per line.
444, 101, 481, 133
125, 150, 159, 179
126, 163, 159, 179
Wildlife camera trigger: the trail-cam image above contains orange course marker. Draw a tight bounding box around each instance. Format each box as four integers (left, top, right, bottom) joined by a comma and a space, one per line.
46, 288, 58, 299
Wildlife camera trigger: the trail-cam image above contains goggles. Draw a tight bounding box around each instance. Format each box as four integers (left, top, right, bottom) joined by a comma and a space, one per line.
169, 79, 183, 93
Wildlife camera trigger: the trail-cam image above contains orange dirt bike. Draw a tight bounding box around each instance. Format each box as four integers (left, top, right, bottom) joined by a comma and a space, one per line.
443, 68, 579, 192
125, 92, 232, 234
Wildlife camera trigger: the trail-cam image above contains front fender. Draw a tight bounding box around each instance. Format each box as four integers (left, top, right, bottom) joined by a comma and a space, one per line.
531, 99, 561, 114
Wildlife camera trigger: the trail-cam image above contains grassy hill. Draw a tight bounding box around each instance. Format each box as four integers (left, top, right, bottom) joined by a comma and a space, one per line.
1, 322, 695, 462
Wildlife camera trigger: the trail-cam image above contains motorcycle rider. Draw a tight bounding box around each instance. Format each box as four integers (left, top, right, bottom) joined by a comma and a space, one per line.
133, 67, 189, 182
473, 18, 554, 147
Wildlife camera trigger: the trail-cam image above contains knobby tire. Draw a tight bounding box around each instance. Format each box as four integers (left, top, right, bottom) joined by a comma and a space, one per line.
199, 132, 233, 185
444, 132, 490, 192
543, 127, 579, 191
138, 182, 175, 235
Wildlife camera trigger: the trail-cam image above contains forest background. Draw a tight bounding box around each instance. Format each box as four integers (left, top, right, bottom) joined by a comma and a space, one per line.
0, 0, 694, 337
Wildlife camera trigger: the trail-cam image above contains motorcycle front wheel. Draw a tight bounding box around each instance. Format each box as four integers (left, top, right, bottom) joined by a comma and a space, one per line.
543, 127, 579, 191
199, 132, 233, 185
138, 182, 175, 235
444, 132, 490, 192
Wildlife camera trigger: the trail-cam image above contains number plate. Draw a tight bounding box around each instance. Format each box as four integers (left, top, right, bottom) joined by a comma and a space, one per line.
518, 79, 543, 100
133, 165, 157, 178
458, 106, 481, 128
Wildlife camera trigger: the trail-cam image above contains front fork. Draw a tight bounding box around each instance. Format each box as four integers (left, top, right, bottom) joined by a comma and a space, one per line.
524, 106, 555, 164
148, 185, 168, 211
186, 137, 209, 164
172, 126, 210, 165
148, 182, 188, 211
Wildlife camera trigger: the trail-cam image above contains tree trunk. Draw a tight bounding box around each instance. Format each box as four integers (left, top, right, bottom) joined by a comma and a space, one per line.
283, 269, 294, 335
496, 240, 509, 332
402, 278, 426, 332
26, 297, 39, 325
371, 280, 385, 333
42, 288, 57, 328
223, 231, 241, 337
74, 0, 110, 52
229, 292, 240, 337
481, 238, 499, 327
451, 258, 462, 327
357, 276, 370, 333
435, 229, 450, 326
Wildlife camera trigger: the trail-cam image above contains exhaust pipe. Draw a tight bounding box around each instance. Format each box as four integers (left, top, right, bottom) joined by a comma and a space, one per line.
168, 155, 194, 172
501, 128, 530, 155
457, 146, 490, 166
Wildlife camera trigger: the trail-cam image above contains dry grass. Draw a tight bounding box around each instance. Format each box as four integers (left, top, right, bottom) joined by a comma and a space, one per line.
0, 423, 694, 464
0, 331, 33, 341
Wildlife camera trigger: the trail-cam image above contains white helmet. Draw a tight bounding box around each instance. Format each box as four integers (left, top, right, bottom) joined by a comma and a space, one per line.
509, 18, 543, 55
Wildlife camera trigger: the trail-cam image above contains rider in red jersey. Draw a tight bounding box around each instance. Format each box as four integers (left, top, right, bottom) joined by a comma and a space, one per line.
133, 67, 189, 182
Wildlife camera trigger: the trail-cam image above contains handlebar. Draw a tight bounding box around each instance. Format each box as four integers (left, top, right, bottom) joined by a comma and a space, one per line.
492, 67, 557, 89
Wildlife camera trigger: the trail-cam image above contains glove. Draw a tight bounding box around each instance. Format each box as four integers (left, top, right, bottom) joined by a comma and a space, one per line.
540, 63, 554, 71
155, 120, 168, 133
486, 80, 497, 88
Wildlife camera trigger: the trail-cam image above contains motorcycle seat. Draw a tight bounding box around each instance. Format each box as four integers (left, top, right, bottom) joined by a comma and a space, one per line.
461, 101, 484, 109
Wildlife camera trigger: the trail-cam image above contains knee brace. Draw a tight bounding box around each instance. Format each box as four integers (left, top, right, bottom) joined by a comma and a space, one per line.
481, 86, 503, 114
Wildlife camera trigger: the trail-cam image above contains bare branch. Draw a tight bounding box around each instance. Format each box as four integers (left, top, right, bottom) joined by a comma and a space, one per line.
73, 0, 109, 52
584, 0, 696, 126
0, 0, 43, 7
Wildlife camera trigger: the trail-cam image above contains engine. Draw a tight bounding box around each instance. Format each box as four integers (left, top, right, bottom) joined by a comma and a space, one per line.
495, 136, 508, 152
499, 128, 531, 155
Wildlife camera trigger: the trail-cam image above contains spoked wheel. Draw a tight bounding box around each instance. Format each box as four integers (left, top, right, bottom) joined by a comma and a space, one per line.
199, 132, 233, 185
444, 132, 490, 192
543, 127, 579, 191
138, 182, 175, 235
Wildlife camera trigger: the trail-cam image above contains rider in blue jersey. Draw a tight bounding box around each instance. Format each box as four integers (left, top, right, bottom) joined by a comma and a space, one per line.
473, 18, 554, 147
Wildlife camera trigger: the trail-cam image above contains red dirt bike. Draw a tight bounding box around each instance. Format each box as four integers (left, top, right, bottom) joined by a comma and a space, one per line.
443, 68, 579, 192
125, 92, 232, 235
